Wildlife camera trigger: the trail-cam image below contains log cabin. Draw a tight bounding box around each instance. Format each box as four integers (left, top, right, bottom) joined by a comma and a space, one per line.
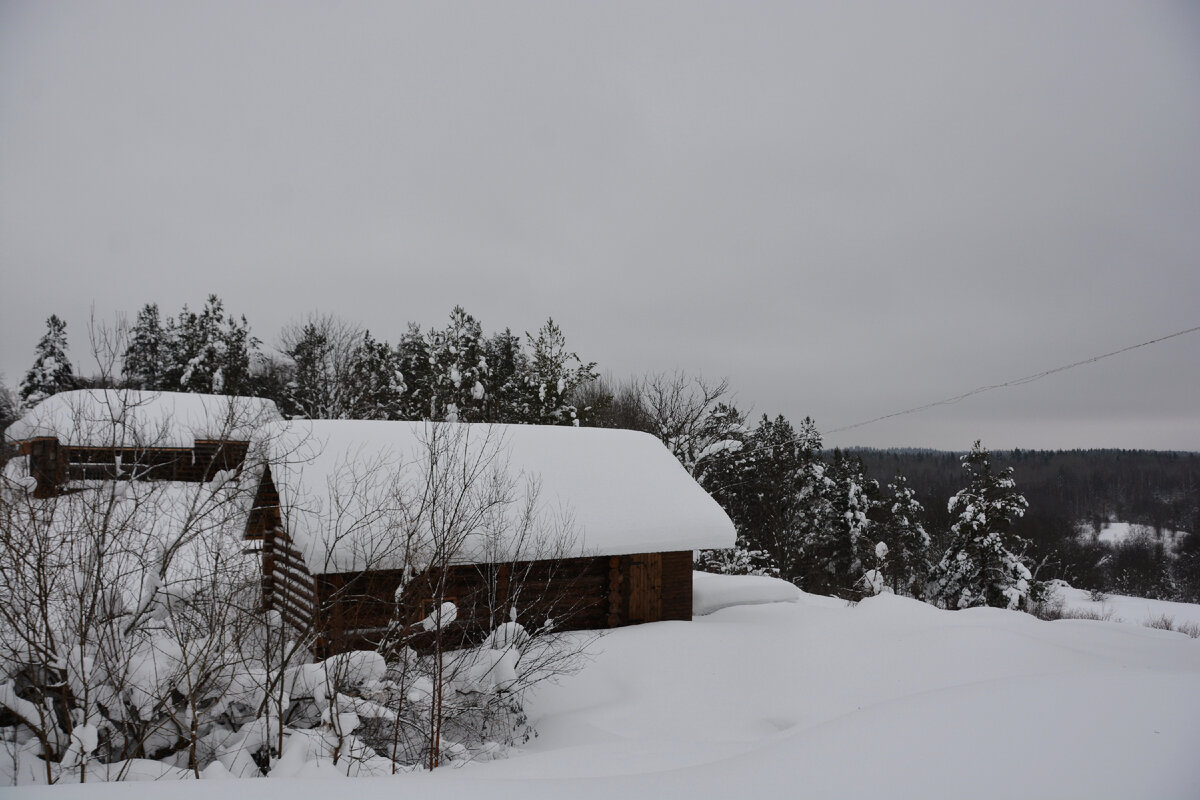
249, 420, 736, 655
6, 393, 737, 657
5, 389, 282, 497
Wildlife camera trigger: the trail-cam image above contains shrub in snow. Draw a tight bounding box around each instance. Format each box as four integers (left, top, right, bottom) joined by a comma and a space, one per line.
694, 535, 779, 577
926, 442, 1041, 611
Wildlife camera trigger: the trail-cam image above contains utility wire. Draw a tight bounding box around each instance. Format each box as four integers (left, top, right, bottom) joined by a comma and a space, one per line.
823, 324, 1200, 436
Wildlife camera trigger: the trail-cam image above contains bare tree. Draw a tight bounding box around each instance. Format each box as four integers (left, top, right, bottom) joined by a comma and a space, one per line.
276, 314, 365, 420
641, 371, 733, 475
0, 391, 276, 783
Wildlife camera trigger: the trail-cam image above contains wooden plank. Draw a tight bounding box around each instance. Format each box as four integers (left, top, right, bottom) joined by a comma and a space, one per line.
646, 552, 662, 620
628, 555, 649, 623
607, 556, 623, 627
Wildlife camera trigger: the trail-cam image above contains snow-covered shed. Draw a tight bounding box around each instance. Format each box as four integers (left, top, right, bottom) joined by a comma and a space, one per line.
247, 419, 736, 654
5, 390, 282, 497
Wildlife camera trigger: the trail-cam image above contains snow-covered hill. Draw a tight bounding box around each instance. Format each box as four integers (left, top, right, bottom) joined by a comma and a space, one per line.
20, 574, 1200, 800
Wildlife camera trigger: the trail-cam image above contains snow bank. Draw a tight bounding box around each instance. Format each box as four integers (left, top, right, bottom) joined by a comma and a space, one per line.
692, 571, 801, 615
11, 590, 1200, 798
5, 390, 281, 448
264, 420, 736, 573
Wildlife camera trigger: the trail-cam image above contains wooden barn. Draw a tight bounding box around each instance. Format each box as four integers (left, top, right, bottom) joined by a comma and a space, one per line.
5, 390, 282, 497
248, 420, 736, 655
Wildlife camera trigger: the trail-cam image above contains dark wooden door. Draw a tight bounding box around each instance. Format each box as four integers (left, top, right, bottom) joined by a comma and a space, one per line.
626, 552, 663, 623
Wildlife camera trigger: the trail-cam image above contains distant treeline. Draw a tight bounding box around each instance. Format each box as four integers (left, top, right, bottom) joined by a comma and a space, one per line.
4, 298, 1198, 605
848, 447, 1200, 595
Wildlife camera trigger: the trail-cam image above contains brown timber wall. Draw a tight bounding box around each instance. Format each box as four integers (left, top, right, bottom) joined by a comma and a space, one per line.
312, 555, 613, 656
262, 526, 317, 636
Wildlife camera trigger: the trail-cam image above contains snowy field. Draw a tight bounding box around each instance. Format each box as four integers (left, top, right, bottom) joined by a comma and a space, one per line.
12, 575, 1200, 800
1081, 521, 1188, 552
1053, 581, 1200, 631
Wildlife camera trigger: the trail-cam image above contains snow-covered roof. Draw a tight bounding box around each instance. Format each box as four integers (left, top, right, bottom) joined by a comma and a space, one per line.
261, 420, 737, 574
5, 390, 283, 449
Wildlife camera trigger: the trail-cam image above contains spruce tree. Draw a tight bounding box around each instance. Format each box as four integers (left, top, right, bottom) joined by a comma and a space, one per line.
927, 441, 1037, 610
20, 315, 77, 405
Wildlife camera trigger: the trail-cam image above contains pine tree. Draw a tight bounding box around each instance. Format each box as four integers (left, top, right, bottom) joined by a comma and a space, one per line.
344, 331, 407, 420
122, 303, 169, 390
426, 306, 488, 422
523, 318, 597, 426
20, 315, 77, 405
927, 441, 1037, 610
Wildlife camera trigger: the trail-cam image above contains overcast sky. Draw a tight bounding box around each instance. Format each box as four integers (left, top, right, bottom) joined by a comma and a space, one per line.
2, 0, 1197, 451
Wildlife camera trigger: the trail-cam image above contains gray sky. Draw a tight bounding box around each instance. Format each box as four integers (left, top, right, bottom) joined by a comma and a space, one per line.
2, 0, 1198, 451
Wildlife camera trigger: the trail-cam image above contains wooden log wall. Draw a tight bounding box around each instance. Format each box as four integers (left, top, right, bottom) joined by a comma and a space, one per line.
306, 550, 695, 657
262, 527, 317, 636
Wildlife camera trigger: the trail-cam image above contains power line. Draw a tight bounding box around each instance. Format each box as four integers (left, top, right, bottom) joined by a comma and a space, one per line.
823, 324, 1200, 436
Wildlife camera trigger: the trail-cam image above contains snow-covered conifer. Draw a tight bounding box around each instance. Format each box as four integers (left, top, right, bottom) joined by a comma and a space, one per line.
875, 475, 932, 595
122, 304, 170, 390
344, 331, 407, 420
699, 413, 823, 582
0, 376, 16, 422
164, 296, 259, 395
20, 315, 77, 405
481, 328, 528, 422
798, 453, 878, 598
927, 441, 1037, 610
522, 318, 597, 426
426, 307, 488, 422
396, 323, 433, 420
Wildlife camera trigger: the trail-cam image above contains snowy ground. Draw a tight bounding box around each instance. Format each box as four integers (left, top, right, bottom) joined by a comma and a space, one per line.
15, 575, 1200, 800
1053, 580, 1200, 630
